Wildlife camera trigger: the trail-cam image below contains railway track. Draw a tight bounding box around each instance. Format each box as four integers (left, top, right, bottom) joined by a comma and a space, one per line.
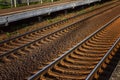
0, 0, 119, 62
28, 15, 120, 80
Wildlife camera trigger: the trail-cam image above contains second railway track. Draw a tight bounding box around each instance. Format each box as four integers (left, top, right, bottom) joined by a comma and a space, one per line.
28, 15, 120, 80
0, 0, 119, 60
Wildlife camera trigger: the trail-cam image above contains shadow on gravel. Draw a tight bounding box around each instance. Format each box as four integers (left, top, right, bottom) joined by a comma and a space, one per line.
97, 48, 120, 80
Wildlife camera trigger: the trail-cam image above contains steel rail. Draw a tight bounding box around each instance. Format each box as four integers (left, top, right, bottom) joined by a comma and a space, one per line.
28, 14, 120, 80
0, 2, 119, 59
0, 0, 119, 45
86, 27, 120, 79
85, 38, 120, 80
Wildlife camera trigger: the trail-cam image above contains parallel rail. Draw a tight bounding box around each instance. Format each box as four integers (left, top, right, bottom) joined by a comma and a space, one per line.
0, 1, 119, 61
28, 15, 120, 80
86, 38, 120, 80
1, 0, 119, 45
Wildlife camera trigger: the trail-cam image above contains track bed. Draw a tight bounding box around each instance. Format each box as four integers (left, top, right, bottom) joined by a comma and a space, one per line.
0, 1, 120, 80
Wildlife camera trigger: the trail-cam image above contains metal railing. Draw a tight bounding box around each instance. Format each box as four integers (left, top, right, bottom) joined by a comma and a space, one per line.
0, 0, 57, 8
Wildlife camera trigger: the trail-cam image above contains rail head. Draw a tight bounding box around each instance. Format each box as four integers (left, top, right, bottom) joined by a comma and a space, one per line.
86, 37, 120, 80
28, 15, 120, 80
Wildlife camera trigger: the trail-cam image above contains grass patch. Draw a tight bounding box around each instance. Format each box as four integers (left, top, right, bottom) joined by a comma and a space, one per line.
0, 0, 60, 9
0, 1, 11, 9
